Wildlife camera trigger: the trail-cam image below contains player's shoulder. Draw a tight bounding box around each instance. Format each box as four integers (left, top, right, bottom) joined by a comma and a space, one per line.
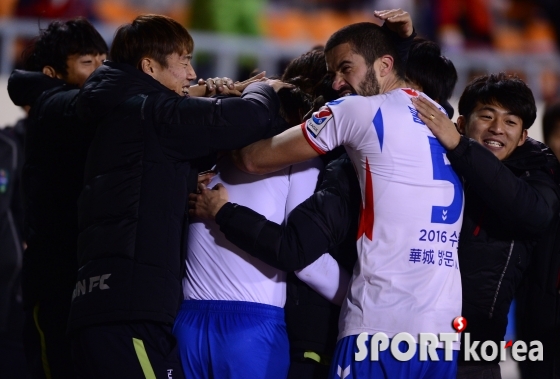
395, 88, 447, 115
325, 95, 374, 121
326, 94, 369, 109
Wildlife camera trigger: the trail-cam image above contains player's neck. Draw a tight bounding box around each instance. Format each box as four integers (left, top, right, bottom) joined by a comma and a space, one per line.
380, 75, 407, 94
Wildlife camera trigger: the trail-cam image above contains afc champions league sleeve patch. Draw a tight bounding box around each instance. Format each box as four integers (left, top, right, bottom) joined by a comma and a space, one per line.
306, 107, 333, 138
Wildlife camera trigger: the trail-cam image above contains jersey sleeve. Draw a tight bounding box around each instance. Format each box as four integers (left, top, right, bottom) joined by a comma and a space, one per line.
301, 96, 374, 154
285, 157, 323, 220
294, 253, 351, 306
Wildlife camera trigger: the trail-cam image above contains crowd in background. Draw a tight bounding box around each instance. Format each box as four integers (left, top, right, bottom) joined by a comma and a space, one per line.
1, 0, 560, 104
0, 0, 558, 49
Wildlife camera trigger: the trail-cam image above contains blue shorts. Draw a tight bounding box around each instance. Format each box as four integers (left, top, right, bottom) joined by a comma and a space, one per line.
329, 334, 459, 379
173, 300, 289, 379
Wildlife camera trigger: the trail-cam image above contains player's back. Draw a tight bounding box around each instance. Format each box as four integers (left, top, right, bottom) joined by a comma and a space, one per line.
184, 155, 321, 307
302, 89, 464, 346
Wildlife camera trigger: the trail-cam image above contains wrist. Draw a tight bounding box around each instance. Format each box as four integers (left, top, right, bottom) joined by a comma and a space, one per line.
187, 85, 207, 97
446, 133, 462, 150
215, 202, 236, 225
211, 199, 228, 218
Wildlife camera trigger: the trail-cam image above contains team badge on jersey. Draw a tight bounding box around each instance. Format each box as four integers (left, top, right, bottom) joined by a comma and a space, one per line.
306, 107, 333, 138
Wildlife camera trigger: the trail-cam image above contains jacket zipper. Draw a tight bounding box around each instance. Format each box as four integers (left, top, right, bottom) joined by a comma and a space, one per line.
489, 240, 514, 318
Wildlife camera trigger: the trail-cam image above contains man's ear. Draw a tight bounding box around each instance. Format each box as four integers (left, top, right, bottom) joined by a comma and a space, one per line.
518, 128, 528, 146
377, 55, 394, 77
42, 66, 62, 79
140, 58, 156, 77
456, 115, 467, 135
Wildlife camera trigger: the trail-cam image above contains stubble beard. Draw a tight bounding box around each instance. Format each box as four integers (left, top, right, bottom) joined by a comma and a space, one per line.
358, 66, 380, 96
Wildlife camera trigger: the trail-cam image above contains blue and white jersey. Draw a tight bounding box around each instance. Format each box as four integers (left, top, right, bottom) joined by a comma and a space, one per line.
184, 155, 327, 307
302, 89, 464, 349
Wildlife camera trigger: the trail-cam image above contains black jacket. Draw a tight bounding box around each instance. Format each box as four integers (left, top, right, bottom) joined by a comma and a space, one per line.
68, 61, 280, 331
216, 154, 359, 272
8, 70, 91, 307
0, 123, 24, 329
446, 136, 560, 364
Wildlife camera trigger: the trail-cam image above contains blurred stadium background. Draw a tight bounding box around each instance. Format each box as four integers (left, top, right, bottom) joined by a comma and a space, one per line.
1, 0, 560, 143
1, 2, 558, 375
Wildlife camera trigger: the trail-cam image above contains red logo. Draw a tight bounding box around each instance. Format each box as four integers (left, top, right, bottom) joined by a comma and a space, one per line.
311, 108, 333, 125
452, 316, 467, 332
316, 109, 332, 118
402, 88, 419, 97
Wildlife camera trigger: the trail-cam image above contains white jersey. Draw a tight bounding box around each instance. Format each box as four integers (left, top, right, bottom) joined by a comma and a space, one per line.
302, 89, 464, 349
184, 155, 328, 307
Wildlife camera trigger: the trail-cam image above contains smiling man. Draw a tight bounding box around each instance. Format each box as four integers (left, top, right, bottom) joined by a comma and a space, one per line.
67, 14, 291, 379
7, 18, 108, 379
412, 73, 560, 379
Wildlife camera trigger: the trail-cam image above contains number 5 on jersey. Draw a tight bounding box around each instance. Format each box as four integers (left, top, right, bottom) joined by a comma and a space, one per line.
428, 136, 463, 224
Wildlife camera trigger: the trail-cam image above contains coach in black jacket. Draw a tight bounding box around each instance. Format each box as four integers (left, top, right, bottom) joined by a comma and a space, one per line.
68, 15, 287, 378
413, 74, 560, 378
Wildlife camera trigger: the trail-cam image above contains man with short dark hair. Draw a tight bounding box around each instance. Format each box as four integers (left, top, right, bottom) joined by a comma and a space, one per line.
68, 14, 290, 379
7, 17, 108, 379
413, 73, 560, 379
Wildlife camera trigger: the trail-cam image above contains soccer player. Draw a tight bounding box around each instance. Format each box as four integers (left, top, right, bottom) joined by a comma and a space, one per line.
7, 18, 108, 378
67, 14, 292, 379
172, 51, 352, 379
193, 22, 464, 378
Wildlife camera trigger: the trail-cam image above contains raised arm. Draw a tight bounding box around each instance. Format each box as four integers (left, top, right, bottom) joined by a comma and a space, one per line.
155, 81, 294, 160
231, 124, 320, 174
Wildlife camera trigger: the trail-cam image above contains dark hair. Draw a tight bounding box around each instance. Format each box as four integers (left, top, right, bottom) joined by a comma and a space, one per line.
22, 17, 108, 76
282, 46, 335, 101
278, 46, 342, 124
542, 102, 560, 145
275, 87, 312, 126
406, 39, 457, 103
110, 14, 194, 69
458, 73, 537, 129
325, 22, 404, 79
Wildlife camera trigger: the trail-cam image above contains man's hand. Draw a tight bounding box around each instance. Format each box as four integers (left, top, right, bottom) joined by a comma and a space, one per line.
411, 96, 461, 150
200, 76, 235, 93
189, 183, 229, 219
188, 71, 267, 97
198, 170, 216, 186
374, 9, 414, 38
264, 79, 295, 93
